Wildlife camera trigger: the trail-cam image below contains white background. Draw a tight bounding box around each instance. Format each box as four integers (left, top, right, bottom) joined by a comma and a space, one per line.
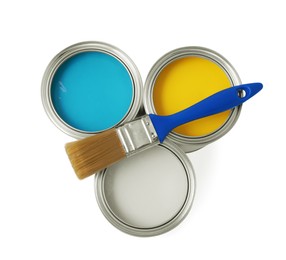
1, 0, 285, 259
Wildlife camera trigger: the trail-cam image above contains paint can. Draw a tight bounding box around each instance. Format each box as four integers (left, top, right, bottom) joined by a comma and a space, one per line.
143, 46, 242, 152
95, 140, 195, 236
42, 41, 142, 139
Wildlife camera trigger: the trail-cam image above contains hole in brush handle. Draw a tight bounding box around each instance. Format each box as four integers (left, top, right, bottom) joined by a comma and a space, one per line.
237, 88, 247, 98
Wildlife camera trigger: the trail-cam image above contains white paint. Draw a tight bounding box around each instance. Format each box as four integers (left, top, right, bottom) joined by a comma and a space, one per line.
103, 145, 189, 228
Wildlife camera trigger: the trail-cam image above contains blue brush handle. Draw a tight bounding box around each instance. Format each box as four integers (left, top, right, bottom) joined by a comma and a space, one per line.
149, 83, 263, 143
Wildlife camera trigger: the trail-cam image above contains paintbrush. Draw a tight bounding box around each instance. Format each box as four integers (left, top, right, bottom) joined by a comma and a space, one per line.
65, 83, 263, 179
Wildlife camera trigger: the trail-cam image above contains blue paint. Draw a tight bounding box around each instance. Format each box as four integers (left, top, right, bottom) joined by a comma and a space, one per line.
51, 51, 133, 132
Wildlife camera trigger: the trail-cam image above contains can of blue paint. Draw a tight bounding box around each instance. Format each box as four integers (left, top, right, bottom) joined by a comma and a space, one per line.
42, 41, 143, 139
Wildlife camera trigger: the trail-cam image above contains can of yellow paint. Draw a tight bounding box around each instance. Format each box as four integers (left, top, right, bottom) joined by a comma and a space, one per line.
143, 46, 242, 152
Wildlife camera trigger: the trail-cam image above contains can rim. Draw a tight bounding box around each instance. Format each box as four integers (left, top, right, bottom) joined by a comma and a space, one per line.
94, 140, 196, 237
143, 46, 242, 152
41, 41, 143, 139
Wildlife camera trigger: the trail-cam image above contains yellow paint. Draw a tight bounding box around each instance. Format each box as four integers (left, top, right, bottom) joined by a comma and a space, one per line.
153, 56, 232, 137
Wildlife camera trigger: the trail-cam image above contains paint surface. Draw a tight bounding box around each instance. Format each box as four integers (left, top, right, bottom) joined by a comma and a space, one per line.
103, 145, 188, 228
51, 51, 133, 132
153, 56, 232, 136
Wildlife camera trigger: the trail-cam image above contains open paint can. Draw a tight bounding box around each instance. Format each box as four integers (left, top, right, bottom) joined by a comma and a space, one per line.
42, 41, 142, 139
144, 46, 242, 152
95, 140, 195, 236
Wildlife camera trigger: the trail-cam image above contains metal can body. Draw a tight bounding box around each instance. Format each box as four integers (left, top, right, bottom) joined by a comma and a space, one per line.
42, 41, 143, 139
143, 46, 242, 152
95, 140, 195, 237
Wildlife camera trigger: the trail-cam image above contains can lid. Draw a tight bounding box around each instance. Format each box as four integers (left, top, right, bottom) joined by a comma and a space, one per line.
95, 140, 195, 236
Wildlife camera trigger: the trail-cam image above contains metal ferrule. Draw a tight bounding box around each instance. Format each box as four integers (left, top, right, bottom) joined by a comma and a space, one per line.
116, 115, 159, 157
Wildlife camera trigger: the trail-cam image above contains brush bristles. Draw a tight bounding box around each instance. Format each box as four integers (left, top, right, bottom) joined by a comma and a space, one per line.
65, 129, 126, 180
